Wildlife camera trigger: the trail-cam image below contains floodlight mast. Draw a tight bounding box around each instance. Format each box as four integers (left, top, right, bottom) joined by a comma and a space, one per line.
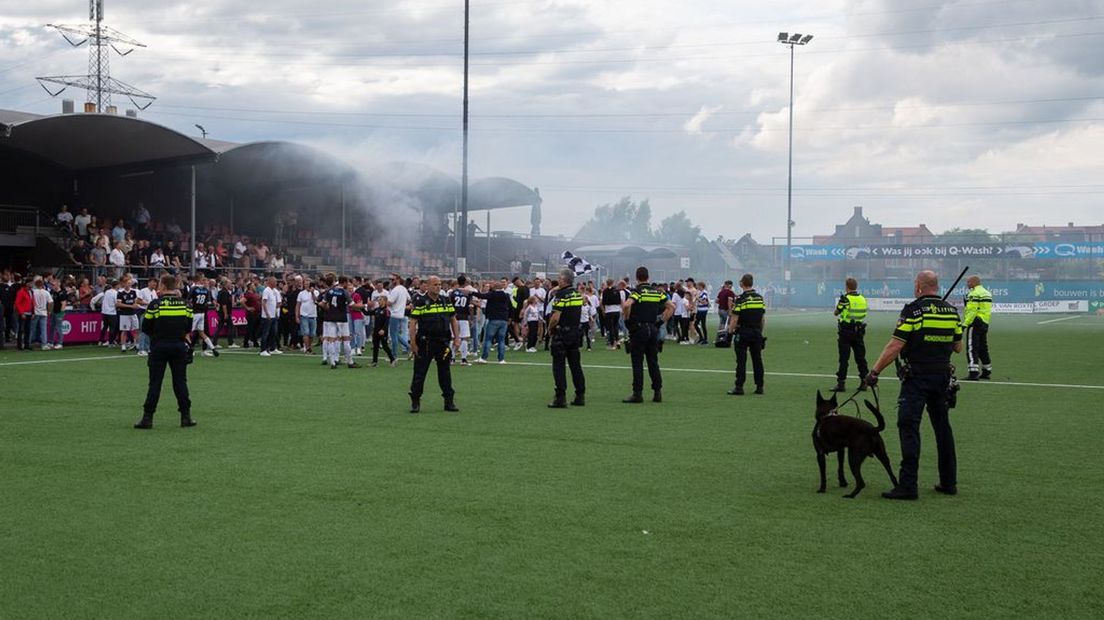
776, 31, 812, 306
36, 0, 155, 111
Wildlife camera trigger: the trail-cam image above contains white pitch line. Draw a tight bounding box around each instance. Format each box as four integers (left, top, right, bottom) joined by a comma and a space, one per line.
1036, 315, 1085, 325
0, 353, 140, 367
7, 349, 1104, 391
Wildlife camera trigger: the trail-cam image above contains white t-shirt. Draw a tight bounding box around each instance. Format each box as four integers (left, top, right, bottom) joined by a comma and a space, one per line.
74, 214, 91, 235
296, 289, 318, 318
523, 305, 541, 323
233, 241, 247, 259
261, 287, 281, 318
57, 211, 74, 224
194, 250, 209, 269
137, 287, 157, 307
580, 302, 592, 323
673, 294, 688, 318
102, 288, 119, 315
109, 248, 125, 267
387, 285, 409, 318
33, 288, 52, 316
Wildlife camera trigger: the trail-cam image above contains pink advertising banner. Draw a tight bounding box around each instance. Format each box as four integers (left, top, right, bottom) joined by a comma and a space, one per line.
55, 310, 249, 344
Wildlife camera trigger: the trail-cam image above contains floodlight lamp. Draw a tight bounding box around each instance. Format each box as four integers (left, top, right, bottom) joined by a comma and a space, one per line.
778, 32, 788, 42
790, 33, 803, 43
800, 34, 814, 44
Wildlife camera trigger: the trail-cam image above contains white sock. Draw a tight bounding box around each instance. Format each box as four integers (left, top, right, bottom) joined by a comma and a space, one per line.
324, 341, 334, 363
460, 339, 469, 359
203, 336, 215, 349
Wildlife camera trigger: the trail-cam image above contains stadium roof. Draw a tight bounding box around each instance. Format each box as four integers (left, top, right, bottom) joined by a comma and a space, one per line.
0, 108, 540, 212
573, 243, 682, 259
0, 109, 216, 171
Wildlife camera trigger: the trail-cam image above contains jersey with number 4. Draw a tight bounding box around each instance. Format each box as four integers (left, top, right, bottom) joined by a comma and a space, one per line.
321, 287, 349, 323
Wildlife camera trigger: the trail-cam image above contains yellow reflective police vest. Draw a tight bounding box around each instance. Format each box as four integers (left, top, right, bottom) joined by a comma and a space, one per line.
837, 292, 868, 324
963, 285, 992, 325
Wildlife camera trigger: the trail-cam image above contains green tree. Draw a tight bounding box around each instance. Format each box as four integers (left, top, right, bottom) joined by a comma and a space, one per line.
937, 228, 998, 244
575, 197, 654, 242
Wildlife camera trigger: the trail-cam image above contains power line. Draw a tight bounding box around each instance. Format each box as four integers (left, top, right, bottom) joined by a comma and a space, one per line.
135, 30, 1104, 68
142, 108, 1104, 134
148, 95, 1104, 120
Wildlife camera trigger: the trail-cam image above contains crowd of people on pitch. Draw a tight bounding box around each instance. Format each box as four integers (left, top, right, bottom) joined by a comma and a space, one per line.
0, 266, 746, 361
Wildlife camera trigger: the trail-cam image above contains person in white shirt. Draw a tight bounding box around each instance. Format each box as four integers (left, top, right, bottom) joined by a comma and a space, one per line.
296, 281, 318, 354
523, 296, 542, 352
31, 278, 53, 349
259, 277, 282, 356
579, 288, 595, 351
73, 208, 92, 237
108, 242, 126, 279
194, 243, 209, 272
148, 246, 166, 276
387, 274, 410, 356
136, 278, 158, 356
56, 205, 74, 232
99, 280, 119, 346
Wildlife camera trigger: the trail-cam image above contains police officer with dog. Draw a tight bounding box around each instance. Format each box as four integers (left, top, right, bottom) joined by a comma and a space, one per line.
621, 266, 674, 404
135, 275, 196, 429
546, 268, 586, 408
832, 277, 869, 393
408, 275, 461, 414
865, 270, 963, 500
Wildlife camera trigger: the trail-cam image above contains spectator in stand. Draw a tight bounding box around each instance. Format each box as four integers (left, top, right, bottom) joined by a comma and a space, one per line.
164, 240, 183, 274
253, 243, 269, 269
232, 237, 247, 268
134, 202, 151, 235
70, 239, 90, 265
193, 242, 209, 274
259, 276, 282, 356
74, 208, 92, 238
31, 277, 52, 350
15, 279, 33, 351
268, 252, 285, 271
243, 278, 261, 347
56, 204, 74, 232
109, 241, 126, 279
90, 243, 107, 279
120, 230, 135, 254
166, 219, 182, 236
716, 280, 735, 331
112, 219, 127, 244
148, 245, 166, 277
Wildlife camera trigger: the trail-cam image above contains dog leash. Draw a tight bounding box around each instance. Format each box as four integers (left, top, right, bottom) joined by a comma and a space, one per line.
834, 383, 880, 419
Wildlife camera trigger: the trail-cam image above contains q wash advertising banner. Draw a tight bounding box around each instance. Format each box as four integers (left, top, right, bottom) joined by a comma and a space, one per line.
787, 242, 1104, 261
767, 280, 1104, 309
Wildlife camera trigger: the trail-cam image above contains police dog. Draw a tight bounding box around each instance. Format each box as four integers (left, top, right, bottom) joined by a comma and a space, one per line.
813, 391, 898, 498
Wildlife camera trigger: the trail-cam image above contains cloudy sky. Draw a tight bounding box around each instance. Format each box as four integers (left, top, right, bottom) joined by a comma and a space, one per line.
1, 0, 1102, 243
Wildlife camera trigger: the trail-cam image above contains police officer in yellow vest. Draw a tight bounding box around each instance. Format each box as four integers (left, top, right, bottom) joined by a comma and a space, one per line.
865, 270, 963, 500
409, 275, 461, 413
962, 275, 993, 381
832, 277, 869, 392
135, 275, 196, 429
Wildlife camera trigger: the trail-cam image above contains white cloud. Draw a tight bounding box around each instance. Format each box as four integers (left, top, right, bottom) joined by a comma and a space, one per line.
683, 104, 722, 135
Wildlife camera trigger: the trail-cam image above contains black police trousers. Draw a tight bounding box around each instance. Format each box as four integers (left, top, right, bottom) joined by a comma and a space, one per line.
896, 372, 957, 493
143, 340, 191, 417
966, 320, 991, 371
628, 324, 662, 393
836, 324, 869, 383
551, 328, 585, 397
734, 327, 764, 388
410, 337, 454, 399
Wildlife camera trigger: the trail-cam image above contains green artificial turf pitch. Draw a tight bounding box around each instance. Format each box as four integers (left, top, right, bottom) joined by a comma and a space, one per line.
1, 312, 1102, 618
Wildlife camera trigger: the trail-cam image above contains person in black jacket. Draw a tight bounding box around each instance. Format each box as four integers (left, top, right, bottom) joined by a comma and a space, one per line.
474, 280, 515, 363
135, 275, 196, 429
